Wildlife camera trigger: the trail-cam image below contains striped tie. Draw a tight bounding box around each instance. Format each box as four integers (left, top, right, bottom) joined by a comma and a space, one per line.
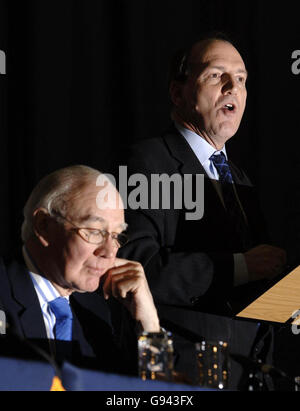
210, 153, 251, 250
49, 297, 73, 341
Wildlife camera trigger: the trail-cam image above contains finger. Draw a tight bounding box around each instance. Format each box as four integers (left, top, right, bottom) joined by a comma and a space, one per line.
108, 264, 144, 278
112, 279, 128, 299
103, 272, 134, 299
111, 275, 140, 299
111, 274, 128, 298
108, 264, 138, 276
102, 272, 113, 300
271, 247, 286, 260
113, 258, 142, 270
114, 258, 138, 267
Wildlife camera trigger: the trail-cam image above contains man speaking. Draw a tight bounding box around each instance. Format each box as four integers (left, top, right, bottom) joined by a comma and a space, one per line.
119, 33, 287, 389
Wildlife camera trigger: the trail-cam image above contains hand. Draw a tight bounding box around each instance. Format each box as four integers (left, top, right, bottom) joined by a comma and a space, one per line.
244, 245, 287, 282
102, 258, 160, 332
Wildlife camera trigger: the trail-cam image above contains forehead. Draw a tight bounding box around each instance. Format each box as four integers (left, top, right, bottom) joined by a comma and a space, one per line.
66, 180, 125, 228
189, 40, 246, 72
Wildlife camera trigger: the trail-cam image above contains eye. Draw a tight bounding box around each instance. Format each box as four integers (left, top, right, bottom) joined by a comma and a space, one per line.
210, 72, 221, 79
88, 230, 105, 242
89, 230, 101, 235
87, 229, 105, 244
83, 229, 102, 240
237, 75, 246, 84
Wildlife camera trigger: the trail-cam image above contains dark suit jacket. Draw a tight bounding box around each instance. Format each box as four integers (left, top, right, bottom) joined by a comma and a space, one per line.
117, 126, 273, 389
0, 255, 138, 376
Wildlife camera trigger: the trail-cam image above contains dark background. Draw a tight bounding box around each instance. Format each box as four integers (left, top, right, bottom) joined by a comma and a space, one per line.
0, 0, 300, 265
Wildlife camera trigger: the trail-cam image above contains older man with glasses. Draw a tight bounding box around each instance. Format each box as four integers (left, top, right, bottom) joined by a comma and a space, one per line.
0, 165, 160, 375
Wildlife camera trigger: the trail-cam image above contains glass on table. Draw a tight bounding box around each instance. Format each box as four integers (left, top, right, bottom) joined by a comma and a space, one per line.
195, 339, 229, 390
138, 330, 174, 382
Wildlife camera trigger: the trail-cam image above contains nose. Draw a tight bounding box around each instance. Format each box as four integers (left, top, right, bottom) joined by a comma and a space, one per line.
93, 235, 116, 259
222, 74, 238, 95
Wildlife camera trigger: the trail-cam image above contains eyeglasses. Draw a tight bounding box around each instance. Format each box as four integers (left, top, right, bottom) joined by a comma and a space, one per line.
51, 210, 129, 249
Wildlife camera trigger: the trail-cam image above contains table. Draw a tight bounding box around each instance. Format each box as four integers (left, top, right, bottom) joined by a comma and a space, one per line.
0, 356, 208, 391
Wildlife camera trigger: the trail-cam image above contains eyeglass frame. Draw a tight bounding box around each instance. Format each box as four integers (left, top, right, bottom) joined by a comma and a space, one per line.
50, 210, 129, 249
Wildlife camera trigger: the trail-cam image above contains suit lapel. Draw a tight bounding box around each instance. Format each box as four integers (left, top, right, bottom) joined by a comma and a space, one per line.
163, 129, 227, 214
7, 260, 48, 340
163, 128, 254, 221
163, 129, 207, 176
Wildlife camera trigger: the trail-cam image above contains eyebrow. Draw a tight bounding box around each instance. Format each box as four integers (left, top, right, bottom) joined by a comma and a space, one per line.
78, 215, 128, 231
209, 65, 248, 76
78, 215, 105, 224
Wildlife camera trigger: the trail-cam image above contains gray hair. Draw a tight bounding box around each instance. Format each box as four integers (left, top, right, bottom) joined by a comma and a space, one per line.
21, 165, 101, 242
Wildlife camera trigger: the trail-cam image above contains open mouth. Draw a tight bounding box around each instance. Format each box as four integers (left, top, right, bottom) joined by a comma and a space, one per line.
219, 103, 237, 115
223, 103, 236, 112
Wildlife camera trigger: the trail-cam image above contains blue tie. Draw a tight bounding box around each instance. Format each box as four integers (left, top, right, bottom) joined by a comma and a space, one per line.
210, 152, 233, 184
210, 152, 251, 250
49, 297, 73, 342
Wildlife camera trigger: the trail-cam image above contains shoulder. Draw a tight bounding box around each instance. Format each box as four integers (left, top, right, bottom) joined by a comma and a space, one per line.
124, 127, 184, 172
128, 136, 168, 160
0, 255, 28, 316
0, 256, 15, 286
0, 253, 27, 281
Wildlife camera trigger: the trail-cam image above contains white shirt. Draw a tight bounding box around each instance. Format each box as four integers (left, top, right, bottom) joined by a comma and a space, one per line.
175, 123, 228, 180
175, 123, 249, 286
22, 247, 70, 340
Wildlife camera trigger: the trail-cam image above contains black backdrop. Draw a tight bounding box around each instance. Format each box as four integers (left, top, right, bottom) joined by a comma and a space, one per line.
1, 0, 300, 264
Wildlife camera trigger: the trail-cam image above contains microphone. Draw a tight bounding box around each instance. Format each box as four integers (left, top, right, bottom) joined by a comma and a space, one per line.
230, 353, 298, 390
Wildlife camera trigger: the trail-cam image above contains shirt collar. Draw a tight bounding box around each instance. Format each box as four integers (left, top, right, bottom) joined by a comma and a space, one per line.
22, 246, 68, 304
175, 122, 228, 165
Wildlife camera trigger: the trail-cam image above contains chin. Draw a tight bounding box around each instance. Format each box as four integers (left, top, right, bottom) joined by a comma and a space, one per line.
219, 128, 239, 142
76, 278, 101, 293
85, 282, 100, 293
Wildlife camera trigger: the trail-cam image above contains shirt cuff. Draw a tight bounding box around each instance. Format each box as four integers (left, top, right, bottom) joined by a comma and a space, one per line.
233, 253, 249, 286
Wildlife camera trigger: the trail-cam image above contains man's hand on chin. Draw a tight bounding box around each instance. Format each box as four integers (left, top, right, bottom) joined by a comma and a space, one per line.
102, 258, 160, 332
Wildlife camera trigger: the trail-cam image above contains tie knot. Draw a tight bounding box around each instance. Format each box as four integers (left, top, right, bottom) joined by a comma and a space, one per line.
210, 152, 226, 166
49, 297, 73, 321
210, 152, 233, 184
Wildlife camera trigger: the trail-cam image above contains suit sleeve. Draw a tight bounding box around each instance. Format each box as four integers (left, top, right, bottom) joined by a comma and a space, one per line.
120, 207, 218, 307
117, 150, 235, 311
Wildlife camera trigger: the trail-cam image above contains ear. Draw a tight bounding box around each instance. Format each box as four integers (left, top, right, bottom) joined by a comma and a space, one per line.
169, 80, 184, 107
32, 208, 52, 247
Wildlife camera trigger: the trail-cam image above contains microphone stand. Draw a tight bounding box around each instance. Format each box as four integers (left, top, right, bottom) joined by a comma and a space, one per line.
230, 353, 299, 391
